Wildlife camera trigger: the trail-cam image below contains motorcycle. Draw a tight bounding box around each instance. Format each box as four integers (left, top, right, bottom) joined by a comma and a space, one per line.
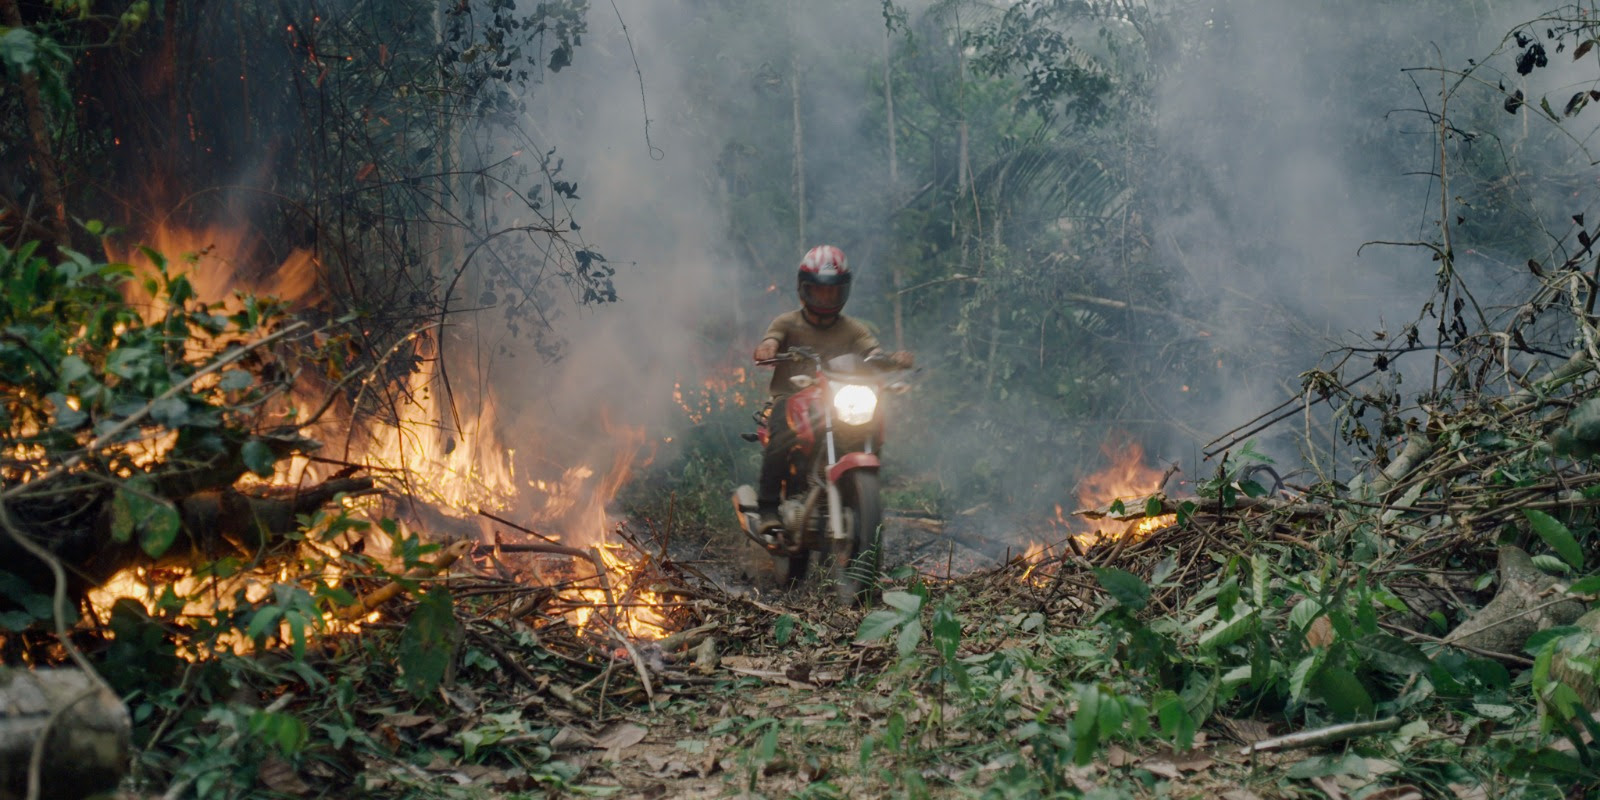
732, 346, 910, 604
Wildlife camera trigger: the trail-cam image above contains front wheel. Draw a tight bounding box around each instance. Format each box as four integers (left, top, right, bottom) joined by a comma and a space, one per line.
831, 470, 883, 605
773, 548, 810, 586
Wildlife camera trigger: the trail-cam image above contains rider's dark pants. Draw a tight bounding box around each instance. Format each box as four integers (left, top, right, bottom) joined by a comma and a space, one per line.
758, 398, 797, 510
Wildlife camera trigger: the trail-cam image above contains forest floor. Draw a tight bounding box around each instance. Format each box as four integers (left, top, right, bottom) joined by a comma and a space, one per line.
279, 515, 1427, 800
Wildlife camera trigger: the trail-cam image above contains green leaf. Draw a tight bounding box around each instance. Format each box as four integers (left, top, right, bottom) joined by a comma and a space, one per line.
932, 603, 962, 662
855, 609, 903, 643
1094, 567, 1149, 611
1144, 496, 1163, 517
241, 439, 276, 477
398, 588, 458, 698
1198, 605, 1256, 650
1532, 553, 1573, 575
896, 618, 924, 657
114, 484, 181, 557
881, 590, 923, 615
1525, 509, 1584, 569
1310, 665, 1375, 720
1570, 575, 1600, 596
1289, 653, 1320, 703
1238, 478, 1267, 497
246, 606, 282, 643
218, 369, 253, 391
774, 614, 796, 646
1354, 633, 1431, 675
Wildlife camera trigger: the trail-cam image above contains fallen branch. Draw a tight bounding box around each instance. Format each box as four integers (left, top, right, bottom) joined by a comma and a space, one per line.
1240, 716, 1401, 756
338, 539, 472, 621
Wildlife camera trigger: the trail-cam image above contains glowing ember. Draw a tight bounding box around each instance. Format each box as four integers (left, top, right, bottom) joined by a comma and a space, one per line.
673, 365, 755, 425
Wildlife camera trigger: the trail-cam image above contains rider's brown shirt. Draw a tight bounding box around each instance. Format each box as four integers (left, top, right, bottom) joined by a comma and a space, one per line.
762, 309, 881, 396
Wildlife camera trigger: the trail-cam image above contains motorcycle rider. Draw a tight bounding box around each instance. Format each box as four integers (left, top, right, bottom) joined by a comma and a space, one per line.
752, 245, 912, 536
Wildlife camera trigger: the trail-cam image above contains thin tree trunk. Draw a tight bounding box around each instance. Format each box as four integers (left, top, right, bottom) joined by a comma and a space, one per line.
0, 0, 71, 246
790, 1, 807, 252
885, 24, 905, 349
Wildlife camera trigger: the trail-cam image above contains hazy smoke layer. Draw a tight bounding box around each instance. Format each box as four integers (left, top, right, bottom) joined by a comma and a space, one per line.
1152, 0, 1589, 468
484, 0, 1600, 534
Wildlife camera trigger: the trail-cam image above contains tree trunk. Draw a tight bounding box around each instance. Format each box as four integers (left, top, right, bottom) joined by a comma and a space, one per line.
884, 24, 905, 350
0, 0, 71, 246
0, 667, 130, 800
789, 0, 806, 252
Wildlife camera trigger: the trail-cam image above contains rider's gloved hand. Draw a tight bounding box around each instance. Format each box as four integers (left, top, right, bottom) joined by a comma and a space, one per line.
754, 338, 779, 362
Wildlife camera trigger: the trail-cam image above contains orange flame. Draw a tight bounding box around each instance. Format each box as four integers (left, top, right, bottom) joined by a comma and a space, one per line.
90, 224, 673, 645
1041, 439, 1176, 554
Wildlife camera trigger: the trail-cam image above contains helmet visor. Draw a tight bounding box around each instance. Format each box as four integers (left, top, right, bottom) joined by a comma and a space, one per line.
800, 282, 849, 315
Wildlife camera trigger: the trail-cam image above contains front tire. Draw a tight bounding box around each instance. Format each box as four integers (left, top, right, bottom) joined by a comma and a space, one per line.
773, 548, 810, 586
832, 470, 883, 605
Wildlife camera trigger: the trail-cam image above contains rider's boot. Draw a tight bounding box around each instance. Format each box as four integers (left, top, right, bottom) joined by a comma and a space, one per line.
757, 501, 782, 541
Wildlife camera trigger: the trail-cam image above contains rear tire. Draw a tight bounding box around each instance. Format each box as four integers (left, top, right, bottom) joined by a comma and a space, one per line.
832, 470, 883, 605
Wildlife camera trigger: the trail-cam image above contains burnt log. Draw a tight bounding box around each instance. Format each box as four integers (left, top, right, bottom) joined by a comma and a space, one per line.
0, 667, 130, 800
1, 477, 376, 599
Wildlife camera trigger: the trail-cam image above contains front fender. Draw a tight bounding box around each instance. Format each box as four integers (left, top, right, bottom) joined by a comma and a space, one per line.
827, 452, 880, 484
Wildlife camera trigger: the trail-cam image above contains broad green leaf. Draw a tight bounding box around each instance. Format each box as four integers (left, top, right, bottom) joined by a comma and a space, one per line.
1071, 685, 1100, 740
218, 369, 253, 391
1354, 633, 1431, 675
896, 618, 924, 657
1570, 575, 1600, 596
398, 588, 458, 698
1525, 509, 1583, 569
855, 609, 902, 643
1532, 553, 1572, 575
1144, 496, 1163, 517
1310, 665, 1374, 720
1153, 691, 1195, 749
1217, 578, 1240, 620
1198, 605, 1256, 650
246, 606, 282, 642
1289, 653, 1320, 703
881, 590, 922, 615
932, 603, 962, 662
1221, 665, 1253, 686
1526, 625, 1583, 655
1251, 553, 1268, 604
774, 614, 796, 646
59, 355, 90, 384
1287, 599, 1323, 632
1094, 567, 1149, 611
241, 439, 276, 477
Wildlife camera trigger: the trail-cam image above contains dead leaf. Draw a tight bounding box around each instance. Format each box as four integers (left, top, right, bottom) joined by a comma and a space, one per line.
1310, 775, 1348, 800
382, 713, 433, 728
1306, 615, 1335, 648
258, 757, 310, 796
594, 722, 649, 760
1217, 716, 1274, 744
551, 726, 595, 751
1106, 745, 1135, 767
1143, 761, 1181, 780
1362, 787, 1424, 800
1221, 791, 1266, 800
644, 752, 695, 777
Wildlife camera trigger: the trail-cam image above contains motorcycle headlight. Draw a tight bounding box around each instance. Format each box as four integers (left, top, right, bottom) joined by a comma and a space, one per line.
832, 383, 878, 426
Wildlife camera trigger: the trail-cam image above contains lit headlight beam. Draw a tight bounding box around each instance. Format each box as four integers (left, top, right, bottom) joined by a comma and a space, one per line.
832, 384, 878, 426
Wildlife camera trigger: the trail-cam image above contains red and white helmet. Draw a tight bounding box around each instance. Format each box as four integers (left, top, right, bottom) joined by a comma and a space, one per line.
797, 245, 852, 316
